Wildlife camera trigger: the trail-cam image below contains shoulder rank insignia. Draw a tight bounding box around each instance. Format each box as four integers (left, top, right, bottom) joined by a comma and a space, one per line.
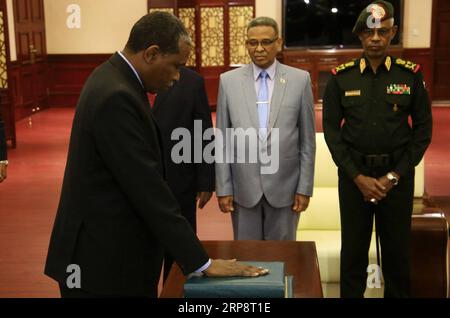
395, 58, 421, 73
360, 58, 367, 74
385, 56, 392, 71
331, 60, 356, 75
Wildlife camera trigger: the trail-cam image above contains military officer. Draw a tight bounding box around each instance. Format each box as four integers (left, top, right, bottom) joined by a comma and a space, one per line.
323, 1, 432, 298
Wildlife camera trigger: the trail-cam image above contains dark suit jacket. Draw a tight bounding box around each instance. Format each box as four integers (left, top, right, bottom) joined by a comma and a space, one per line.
0, 110, 6, 160
44, 53, 209, 297
152, 67, 215, 197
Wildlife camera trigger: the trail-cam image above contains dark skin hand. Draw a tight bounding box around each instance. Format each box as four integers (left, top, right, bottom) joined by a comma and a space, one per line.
203, 259, 269, 277
354, 172, 400, 203
218, 195, 234, 213
354, 175, 387, 202
197, 192, 213, 209
292, 194, 310, 213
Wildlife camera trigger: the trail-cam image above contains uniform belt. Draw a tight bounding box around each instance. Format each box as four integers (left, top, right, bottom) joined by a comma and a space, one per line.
350, 148, 404, 168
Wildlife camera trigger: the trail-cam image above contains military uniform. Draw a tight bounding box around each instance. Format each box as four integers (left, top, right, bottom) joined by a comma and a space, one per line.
323, 55, 432, 297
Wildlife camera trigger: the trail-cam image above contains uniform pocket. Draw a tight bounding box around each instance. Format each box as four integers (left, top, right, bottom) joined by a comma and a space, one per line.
341, 96, 364, 108
385, 95, 412, 110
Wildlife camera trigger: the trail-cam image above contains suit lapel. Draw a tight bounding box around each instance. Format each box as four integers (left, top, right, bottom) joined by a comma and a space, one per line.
268, 63, 287, 136
139, 92, 165, 175
241, 64, 259, 129
109, 54, 163, 155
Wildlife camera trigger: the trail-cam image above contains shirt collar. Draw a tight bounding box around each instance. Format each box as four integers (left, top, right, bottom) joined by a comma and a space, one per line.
117, 51, 144, 87
360, 55, 392, 74
253, 60, 277, 81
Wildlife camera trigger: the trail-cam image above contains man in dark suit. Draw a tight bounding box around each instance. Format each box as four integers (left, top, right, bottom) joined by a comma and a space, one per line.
0, 110, 7, 183
152, 67, 214, 281
45, 12, 267, 298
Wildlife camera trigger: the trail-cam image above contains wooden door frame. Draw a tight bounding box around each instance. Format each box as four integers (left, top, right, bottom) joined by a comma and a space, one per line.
11, 0, 48, 120
430, 0, 437, 101
1, 0, 17, 147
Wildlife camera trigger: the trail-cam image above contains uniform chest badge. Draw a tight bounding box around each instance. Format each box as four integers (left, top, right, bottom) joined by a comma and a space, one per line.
387, 84, 411, 95
345, 90, 361, 97
393, 104, 399, 112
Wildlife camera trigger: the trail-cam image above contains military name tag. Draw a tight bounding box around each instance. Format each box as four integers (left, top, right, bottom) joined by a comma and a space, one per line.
387, 84, 411, 95
345, 90, 361, 97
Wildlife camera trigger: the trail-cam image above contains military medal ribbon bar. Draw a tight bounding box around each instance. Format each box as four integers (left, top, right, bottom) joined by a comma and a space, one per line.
387, 84, 411, 95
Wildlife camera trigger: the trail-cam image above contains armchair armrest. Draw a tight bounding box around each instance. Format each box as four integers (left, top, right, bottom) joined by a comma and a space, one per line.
411, 210, 449, 298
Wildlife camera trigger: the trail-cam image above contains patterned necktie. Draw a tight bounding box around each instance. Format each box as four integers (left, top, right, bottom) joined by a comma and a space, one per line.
257, 70, 269, 138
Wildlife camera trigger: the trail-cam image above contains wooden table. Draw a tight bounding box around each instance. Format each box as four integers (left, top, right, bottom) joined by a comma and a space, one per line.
160, 240, 323, 298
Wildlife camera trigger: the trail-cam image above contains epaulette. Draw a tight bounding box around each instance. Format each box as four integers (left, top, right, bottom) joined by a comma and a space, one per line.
394, 58, 421, 73
331, 60, 357, 75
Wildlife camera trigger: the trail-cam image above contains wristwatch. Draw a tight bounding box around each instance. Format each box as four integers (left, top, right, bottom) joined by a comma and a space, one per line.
0, 160, 8, 166
386, 172, 399, 186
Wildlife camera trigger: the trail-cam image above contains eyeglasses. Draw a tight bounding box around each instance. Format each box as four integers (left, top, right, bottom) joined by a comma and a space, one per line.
246, 37, 278, 49
360, 28, 393, 38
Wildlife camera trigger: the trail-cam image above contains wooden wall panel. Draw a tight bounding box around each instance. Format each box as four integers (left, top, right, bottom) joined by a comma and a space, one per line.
16, 0, 28, 22
18, 32, 30, 60
47, 54, 110, 107
47, 54, 223, 109
31, 0, 42, 21
47, 53, 226, 110
7, 66, 22, 123
34, 64, 47, 104
11, 0, 48, 122
32, 31, 43, 54
431, 0, 450, 100
0, 0, 15, 146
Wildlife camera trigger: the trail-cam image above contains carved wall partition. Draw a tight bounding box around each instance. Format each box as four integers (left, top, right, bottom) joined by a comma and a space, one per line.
148, 0, 255, 107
